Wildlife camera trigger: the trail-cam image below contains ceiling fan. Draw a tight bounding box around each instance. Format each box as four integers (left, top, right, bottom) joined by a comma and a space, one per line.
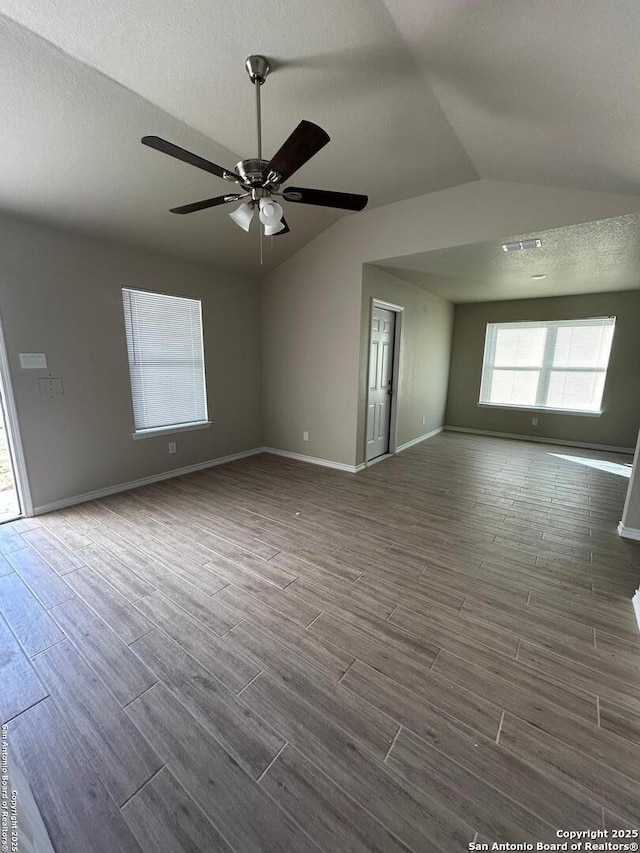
141, 55, 368, 236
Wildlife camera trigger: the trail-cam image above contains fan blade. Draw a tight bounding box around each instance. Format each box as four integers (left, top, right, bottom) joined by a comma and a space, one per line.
263, 121, 330, 184
170, 194, 243, 214
142, 136, 242, 183
283, 186, 368, 211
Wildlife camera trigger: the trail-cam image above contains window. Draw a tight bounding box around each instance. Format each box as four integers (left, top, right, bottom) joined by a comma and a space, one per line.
122, 288, 209, 437
479, 317, 615, 414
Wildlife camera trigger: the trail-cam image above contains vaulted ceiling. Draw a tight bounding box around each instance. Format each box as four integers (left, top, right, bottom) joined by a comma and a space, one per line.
1, 1, 639, 274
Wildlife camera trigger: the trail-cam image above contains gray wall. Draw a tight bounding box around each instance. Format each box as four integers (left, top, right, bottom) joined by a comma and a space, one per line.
621, 431, 640, 531
262, 179, 640, 468
446, 290, 640, 450
0, 214, 263, 510
4, 180, 640, 508
356, 266, 453, 466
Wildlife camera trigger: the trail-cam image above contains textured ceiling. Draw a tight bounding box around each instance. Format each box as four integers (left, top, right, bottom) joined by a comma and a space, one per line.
1, 1, 640, 272
378, 214, 640, 302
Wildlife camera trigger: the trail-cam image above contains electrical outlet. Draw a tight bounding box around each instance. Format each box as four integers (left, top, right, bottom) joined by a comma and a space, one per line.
303, 431, 309, 442
168, 441, 177, 454
422, 416, 426, 427
531, 418, 538, 427
38, 377, 63, 397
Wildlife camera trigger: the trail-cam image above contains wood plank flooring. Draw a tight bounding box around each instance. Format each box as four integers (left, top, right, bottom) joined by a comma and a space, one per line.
2, 432, 640, 851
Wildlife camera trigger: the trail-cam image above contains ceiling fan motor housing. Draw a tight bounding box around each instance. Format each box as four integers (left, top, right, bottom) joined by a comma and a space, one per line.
235, 159, 281, 192
236, 159, 269, 186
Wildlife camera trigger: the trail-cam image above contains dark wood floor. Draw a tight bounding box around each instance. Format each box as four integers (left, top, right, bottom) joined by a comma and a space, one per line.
1, 432, 640, 852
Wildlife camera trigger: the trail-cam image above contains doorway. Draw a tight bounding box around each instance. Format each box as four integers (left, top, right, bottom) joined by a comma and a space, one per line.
0, 390, 20, 521
366, 301, 402, 463
0, 314, 32, 521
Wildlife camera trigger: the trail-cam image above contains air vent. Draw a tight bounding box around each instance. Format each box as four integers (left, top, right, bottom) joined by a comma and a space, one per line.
501, 239, 542, 252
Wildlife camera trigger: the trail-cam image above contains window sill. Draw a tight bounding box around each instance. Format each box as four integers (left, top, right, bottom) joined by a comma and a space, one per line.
132, 421, 212, 440
477, 404, 602, 418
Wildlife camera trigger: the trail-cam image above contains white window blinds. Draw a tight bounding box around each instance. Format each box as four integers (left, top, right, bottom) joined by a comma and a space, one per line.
479, 317, 615, 414
122, 288, 208, 434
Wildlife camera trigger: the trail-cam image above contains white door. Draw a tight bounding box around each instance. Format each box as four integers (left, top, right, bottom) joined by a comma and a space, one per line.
366, 306, 396, 462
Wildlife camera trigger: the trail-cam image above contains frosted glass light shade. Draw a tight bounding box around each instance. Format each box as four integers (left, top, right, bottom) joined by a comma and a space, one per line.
264, 220, 285, 235
259, 198, 284, 226
229, 203, 254, 232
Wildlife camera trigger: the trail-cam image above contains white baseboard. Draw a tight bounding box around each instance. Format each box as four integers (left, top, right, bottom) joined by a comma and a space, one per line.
633, 590, 640, 634
617, 522, 640, 541
32, 447, 267, 515
395, 427, 444, 453
264, 447, 361, 474
33, 444, 366, 515
270, 427, 446, 474
35, 423, 630, 516
444, 426, 635, 455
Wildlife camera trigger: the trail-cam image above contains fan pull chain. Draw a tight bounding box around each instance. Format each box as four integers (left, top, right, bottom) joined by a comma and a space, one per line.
260, 225, 263, 265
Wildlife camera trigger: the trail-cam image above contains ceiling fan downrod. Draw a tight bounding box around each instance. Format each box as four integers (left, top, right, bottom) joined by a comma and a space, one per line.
245, 55, 270, 162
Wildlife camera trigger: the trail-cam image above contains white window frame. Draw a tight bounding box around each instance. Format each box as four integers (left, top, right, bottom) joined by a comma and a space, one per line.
478, 317, 616, 417
122, 287, 211, 439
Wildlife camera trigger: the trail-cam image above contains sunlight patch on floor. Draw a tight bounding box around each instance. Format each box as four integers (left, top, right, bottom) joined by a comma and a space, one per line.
549, 453, 632, 478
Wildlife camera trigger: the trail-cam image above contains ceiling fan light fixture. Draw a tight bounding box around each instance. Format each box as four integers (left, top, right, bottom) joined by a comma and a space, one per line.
229, 202, 255, 232
141, 55, 369, 247
258, 198, 284, 226
264, 220, 286, 236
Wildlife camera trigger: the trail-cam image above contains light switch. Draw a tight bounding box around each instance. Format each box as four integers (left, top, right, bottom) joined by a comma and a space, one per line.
38, 377, 64, 396
20, 353, 47, 369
